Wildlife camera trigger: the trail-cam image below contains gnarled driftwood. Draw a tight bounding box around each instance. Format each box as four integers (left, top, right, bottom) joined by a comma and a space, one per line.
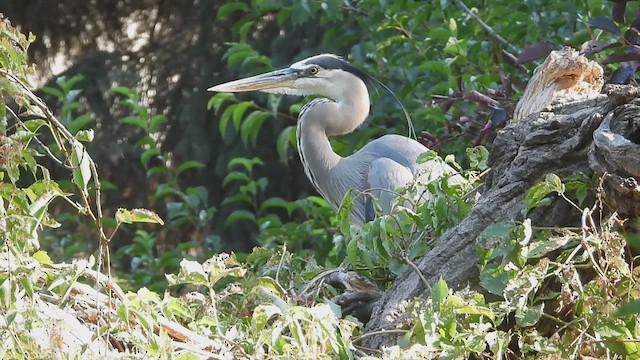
364, 48, 640, 348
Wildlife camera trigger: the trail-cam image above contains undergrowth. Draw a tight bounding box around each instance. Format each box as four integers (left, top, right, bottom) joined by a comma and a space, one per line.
1, 11, 639, 360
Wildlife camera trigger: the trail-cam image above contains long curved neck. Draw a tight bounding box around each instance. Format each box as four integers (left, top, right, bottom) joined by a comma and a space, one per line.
296, 80, 370, 203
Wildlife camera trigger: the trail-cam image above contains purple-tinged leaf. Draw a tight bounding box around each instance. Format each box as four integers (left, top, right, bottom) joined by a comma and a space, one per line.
517, 42, 560, 64
502, 50, 527, 72
580, 40, 620, 56
603, 47, 640, 64
625, 25, 640, 45
490, 107, 508, 128
607, 62, 639, 84
612, 1, 627, 23
587, 17, 622, 36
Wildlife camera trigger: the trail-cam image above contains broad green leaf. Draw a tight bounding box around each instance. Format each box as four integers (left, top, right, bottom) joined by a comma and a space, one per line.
232, 101, 253, 130
276, 126, 296, 164
207, 93, 234, 113
616, 300, 640, 317
140, 148, 160, 168
33, 250, 52, 264
111, 86, 138, 100
240, 110, 269, 147
116, 303, 130, 327
432, 278, 449, 306
69, 114, 93, 133
120, 115, 147, 130
416, 150, 438, 164
166, 259, 208, 286
526, 173, 565, 210
149, 114, 165, 132
337, 191, 352, 235
219, 105, 235, 137
515, 303, 543, 327
75, 129, 94, 142
225, 209, 256, 227
260, 197, 290, 212
216, 2, 248, 19
176, 160, 205, 176
116, 208, 165, 225
228, 157, 263, 171
466, 146, 489, 170
42, 86, 64, 99
70, 140, 91, 191
222, 171, 251, 187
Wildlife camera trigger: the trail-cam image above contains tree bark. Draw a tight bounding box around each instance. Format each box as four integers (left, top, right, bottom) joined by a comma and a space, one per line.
363, 48, 640, 348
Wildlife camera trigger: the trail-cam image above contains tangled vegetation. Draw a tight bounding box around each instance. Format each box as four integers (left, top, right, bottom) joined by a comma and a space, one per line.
1, 1, 640, 359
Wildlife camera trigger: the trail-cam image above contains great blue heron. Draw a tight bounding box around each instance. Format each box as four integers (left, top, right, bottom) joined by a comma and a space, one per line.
209, 54, 461, 224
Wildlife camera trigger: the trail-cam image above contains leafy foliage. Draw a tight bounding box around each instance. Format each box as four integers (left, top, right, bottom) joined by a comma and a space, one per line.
2, 1, 640, 359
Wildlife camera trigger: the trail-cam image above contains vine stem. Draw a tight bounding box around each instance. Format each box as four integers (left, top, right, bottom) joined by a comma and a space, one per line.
453, 0, 520, 54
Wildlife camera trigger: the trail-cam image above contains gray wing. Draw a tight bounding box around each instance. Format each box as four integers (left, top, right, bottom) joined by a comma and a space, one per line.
357, 135, 463, 221
365, 158, 414, 221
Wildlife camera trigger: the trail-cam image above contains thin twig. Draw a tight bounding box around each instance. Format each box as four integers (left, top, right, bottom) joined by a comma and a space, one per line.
352, 329, 407, 343
403, 253, 432, 291
4, 107, 74, 170
452, 0, 520, 54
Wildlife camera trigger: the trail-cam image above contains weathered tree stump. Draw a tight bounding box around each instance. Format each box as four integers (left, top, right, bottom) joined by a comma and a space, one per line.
364, 47, 640, 348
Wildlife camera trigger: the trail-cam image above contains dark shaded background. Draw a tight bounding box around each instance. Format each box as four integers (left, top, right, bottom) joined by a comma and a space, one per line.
1, 0, 334, 252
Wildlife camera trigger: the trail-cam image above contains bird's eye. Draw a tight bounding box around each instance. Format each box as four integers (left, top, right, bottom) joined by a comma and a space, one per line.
307, 66, 319, 75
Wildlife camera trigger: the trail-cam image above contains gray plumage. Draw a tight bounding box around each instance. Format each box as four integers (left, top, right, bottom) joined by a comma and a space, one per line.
209, 54, 461, 224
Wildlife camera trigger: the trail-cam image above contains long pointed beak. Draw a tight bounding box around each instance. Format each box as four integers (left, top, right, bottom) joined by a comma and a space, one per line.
207, 68, 298, 93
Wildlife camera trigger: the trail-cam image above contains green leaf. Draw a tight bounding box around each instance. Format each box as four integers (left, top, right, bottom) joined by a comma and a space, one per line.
166, 259, 208, 286
232, 101, 253, 130
416, 150, 438, 163
222, 171, 251, 187
525, 173, 564, 210
228, 157, 263, 171
120, 115, 147, 130
149, 114, 166, 132
219, 105, 235, 137
75, 129, 94, 142
33, 250, 52, 264
42, 86, 64, 99
216, 2, 249, 19
346, 236, 358, 267
176, 354, 200, 360
616, 300, 640, 317
431, 278, 449, 306
466, 146, 489, 170
479, 266, 509, 296
207, 93, 234, 113
480, 223, 512, 240
515, 303, 543, 327
260, 197, 291, 213
523, 234, 573, 259
22, 118, 47, 133
116, 208, 165, 225
116, 303, 130, 326
221, 193, 252, 206
176, 160, 205, 176
224, 209, 256, 227
240, 110, 269, 147
140, 148, 160, 168
69, 114, 93, 133
70, 140, 92, 191
337, 191, 352, 235
276, 126, 296, 164
111, 86, 138, 100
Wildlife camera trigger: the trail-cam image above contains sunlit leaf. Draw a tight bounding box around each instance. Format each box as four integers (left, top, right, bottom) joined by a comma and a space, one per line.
116, 208, 165, 225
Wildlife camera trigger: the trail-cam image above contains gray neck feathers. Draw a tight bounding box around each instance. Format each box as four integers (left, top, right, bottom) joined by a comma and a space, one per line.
295, 84, 370, 212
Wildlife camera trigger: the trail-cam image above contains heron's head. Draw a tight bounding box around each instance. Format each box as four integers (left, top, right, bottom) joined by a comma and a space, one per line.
208, 54, 370, 101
